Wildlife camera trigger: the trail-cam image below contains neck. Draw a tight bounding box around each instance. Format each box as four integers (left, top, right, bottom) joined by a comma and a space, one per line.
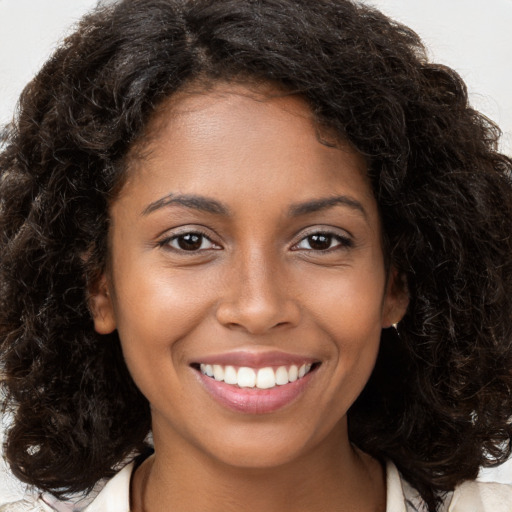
131, 424, 386, 512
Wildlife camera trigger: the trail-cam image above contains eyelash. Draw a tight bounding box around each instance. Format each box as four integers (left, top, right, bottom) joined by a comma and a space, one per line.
158, 229, 353, 254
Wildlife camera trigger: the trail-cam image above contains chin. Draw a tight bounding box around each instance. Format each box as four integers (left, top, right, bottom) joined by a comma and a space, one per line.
211, 441, 308, 470
193, 419, 343, 471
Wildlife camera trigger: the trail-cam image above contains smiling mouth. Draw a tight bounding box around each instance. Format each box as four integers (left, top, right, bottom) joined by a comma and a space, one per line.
192, 362, 320, 390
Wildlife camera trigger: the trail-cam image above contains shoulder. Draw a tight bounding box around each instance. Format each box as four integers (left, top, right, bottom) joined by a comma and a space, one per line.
0, 463, 132, 512
0, 497, 55, 512
448, 479, 512, 511
5, 459, 512, 512
388, 460, 512, 512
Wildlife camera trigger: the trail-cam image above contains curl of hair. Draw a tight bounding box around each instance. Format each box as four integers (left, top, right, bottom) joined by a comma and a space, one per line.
1, 1, 512, 510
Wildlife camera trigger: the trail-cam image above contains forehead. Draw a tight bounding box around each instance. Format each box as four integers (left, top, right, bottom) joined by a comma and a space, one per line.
119, 81, 375, 216
131, 80, 356, 163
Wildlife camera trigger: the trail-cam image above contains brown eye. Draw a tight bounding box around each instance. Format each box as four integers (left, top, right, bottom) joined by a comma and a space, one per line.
167, 233, 218, 251
293, 232, 353, 251
177, 233, 203, 250
307, 234, 333, 250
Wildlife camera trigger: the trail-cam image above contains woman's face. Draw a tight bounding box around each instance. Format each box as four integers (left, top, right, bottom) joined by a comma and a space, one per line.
91, 82, 407, 468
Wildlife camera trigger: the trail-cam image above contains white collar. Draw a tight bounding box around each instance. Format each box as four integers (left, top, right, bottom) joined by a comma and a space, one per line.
32, 457, 512, 512
81, 462, 132, 512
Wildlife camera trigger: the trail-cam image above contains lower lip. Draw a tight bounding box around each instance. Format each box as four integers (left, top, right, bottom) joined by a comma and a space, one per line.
196, 369, 316, 414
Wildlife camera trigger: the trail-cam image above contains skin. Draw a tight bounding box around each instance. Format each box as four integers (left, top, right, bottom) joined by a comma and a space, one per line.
91, 82, 408, 512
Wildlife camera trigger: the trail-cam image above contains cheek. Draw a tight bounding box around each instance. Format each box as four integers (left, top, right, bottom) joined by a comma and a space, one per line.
300, 262, 386, 337
111, 263, 218, 372
299, 264, 385, 399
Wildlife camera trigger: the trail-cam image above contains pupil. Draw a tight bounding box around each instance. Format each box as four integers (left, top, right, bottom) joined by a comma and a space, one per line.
178, 234, 202, 250
309, 234, 331, 250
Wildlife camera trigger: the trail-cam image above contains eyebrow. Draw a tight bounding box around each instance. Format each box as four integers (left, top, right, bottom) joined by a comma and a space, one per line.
141, 192, 367, 219
288, 195, 367, 218
141, 193, 230, 216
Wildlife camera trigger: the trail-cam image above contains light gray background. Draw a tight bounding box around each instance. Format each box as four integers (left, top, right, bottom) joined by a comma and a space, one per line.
1, 0, 511, 505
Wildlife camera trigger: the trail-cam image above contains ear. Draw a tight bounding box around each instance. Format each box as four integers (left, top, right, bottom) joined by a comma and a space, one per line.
381, 268, 409, 328
88, 274, 117, 334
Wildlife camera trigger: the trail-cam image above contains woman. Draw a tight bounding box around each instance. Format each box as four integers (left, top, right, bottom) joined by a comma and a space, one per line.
1, 1, 512, 511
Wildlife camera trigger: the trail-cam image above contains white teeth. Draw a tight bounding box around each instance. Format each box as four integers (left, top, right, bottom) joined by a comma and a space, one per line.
224, 365, 238, 385
237, 367, 256, 388
213, 365, 224, 381
202, 364, 213, 377
199, 362, 315, 388
275, 366, 289, 385
256, 367, 275, 389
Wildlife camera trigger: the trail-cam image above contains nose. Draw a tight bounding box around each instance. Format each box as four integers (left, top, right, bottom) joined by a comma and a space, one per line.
215, 250, 301, 335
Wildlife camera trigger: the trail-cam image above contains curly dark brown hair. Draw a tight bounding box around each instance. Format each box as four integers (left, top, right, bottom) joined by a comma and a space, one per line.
1, 0, 512, 510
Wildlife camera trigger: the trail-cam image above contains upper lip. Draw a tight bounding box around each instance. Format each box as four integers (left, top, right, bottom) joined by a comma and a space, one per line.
191, 350, 319, 368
